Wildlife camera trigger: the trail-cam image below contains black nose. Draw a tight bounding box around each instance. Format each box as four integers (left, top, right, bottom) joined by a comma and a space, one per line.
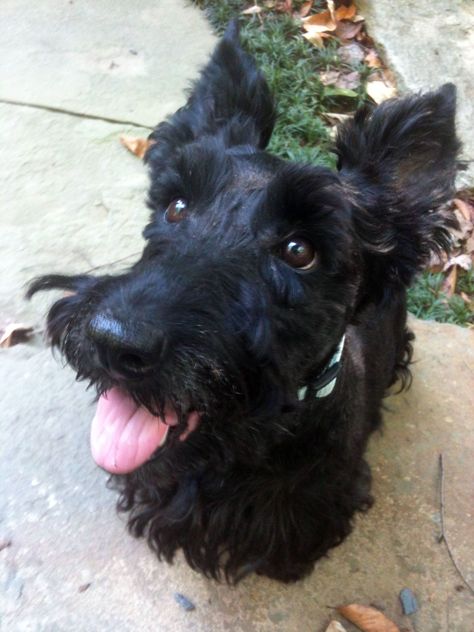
87, 312, 163, 378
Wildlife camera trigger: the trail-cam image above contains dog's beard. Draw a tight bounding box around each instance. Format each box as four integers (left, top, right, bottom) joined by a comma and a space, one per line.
28, 272, 294, 474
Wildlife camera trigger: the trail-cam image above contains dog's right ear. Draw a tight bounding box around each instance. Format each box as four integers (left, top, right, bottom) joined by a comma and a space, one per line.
146, 20, 276, 164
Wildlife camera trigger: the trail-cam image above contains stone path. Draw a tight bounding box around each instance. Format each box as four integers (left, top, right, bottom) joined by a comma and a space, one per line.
360, 0, 474, 188
1, 1, 473, 631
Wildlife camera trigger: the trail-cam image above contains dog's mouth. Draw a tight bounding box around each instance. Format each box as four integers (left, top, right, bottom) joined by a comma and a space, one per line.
90, 387, 201, 474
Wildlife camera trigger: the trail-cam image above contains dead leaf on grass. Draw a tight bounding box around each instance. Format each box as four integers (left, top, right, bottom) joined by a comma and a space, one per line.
335, 19, 364, 41
319, 70, 360, 90
454, 197, 474, 223
335, 4, 357, 21
319, 70, 341, 86
366, 77, 397, 103
442, 265, 458, 297
297, 1, 313, 18
443, 254, 472, 272
302, 30, 330, 47
302, 12, 337, 34
0, 323, 34, 348
364, 49, 382, 68
338, 604, 400, 632
119, 135, 154, 159
274, 0, 293, 13
241, 4, 263, 15
338, 42, 365, 64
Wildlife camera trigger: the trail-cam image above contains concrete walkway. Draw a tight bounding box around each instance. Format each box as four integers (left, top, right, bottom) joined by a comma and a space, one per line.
360, 0, 474, 187
1, 2, 473, 631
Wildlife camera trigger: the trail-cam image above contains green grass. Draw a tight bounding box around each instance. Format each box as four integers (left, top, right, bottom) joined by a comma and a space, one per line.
195, 1, 368, 166
407, 270, 474, 326
194, 1, 473, 326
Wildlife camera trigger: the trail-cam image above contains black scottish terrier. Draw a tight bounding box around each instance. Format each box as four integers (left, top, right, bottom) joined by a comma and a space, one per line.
29, 22, 459, 583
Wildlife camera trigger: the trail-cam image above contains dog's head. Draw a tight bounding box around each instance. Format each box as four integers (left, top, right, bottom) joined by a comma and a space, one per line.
28, 23, 459, 474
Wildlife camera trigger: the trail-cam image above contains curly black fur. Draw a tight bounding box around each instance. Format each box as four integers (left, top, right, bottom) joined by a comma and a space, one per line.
28, 22, 459, 583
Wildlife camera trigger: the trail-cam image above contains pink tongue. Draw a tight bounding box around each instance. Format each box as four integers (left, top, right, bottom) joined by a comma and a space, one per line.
90, 388, 176, 474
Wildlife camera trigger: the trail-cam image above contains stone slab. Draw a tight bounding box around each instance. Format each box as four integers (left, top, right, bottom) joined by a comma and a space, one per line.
360, 0, 474, 187
0, 0, 215, 128
0, 103, 150, 327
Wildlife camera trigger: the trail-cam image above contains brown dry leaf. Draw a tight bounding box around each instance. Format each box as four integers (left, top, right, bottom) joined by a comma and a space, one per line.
454, 197, 474, 223
443, 254, 472, 272
319, 70, 341, 86
364, 49, 382, 68
302, 10, 336, 33
325, 621, 348, 632
335, 4, 357, 20
338, 42, 365, 64
119, 135, 154, 159
335, 19, 364, 41
452, 207, 474, 243
297, 1, 313, 18
274, 0, 293, 13
303, 30, 329, 47
366, 78, 397, 103
336, 71, 360, 90
0, 323, 34, 348
241, 4, 263, 15
338, 604, 400, 632
461, 292, 472, 304
442, 265, 458, 297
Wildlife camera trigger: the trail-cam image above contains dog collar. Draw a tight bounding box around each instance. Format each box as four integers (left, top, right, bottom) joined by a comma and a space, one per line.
297, 334, 346, 401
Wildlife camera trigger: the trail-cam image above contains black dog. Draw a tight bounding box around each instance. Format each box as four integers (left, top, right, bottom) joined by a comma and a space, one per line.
29, 22, 459, 583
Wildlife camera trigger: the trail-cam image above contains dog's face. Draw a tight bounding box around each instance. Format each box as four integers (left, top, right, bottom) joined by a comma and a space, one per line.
29, 23, 458, 475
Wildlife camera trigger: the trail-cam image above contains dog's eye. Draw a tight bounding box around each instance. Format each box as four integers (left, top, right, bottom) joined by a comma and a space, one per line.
165, 199, 188, 223
280, 237, 317, 270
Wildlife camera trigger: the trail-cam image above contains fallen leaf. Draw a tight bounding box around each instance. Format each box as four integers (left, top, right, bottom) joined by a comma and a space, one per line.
454, 197, 474, 223
327, 0, 336, 22
335, 4, 357, 21
443, 254, 472, 272
319, 70, 341, 86
241, 3, 263, 14
325, 621, 348, 632
335, 19, 364, 41
461, 292, 472, 304
336, 71, 361, 90
0, 323, 34, 348
442, 265, 458, 297
302, 30, 328, 47
452, 207, 473, 243
338, 604, 400, 632
302, 10, 336, 33
364, 49, 382, 68
366, 79, 397, 103
276, 0, 293, 13
297, 1, 313, 18
338, 42, 365, 64
119, 135, 154, 159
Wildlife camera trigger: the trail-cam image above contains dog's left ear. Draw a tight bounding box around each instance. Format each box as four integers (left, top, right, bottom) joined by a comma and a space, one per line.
147, 21, 276, 163
336, 84, 460, 289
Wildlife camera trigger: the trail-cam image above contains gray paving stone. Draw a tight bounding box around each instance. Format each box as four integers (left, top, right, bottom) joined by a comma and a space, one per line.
359, 0, 474, 187
0, 0, 215, 127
